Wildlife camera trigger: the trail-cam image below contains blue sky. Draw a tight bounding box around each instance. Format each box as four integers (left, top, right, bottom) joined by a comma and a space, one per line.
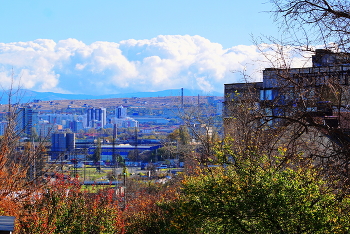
0, 1, 276, 48
0, 0, 304, 95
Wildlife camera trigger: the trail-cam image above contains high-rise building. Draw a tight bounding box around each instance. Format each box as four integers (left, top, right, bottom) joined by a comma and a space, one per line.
37, 121, 56, 138
16, 107, 38, 137
95, 107, 106, 127
87, 107, 106, 128
72, 121, 84, 132
87, 108, 95, 127
0, 121, 8, 136
116, 106, 127, 119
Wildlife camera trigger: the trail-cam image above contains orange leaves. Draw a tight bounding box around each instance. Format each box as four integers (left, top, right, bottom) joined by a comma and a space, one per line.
17, 178, 125, 233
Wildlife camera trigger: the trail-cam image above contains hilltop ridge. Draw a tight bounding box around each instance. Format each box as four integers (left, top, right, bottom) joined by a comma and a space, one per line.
0, 88, 223, 104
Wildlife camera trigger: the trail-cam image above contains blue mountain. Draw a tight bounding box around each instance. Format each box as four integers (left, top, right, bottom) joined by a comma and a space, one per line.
0, 89, 223, 104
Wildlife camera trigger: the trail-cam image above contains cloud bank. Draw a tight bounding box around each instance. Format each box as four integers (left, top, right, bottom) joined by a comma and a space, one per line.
0, 35, 311, 95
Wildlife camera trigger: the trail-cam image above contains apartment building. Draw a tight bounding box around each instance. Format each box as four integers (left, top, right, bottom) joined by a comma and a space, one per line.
224, 49, 350, 135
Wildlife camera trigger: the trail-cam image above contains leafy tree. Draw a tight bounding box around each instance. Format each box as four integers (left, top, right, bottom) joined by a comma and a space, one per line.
87, 128, 97, 135
97, 127, 113, 137
117, 155, 125, 167
0, 87, 51, 217
18, 175, 124, 233
179, 125, 190, 145
127, 149, 139, 161
161, 153, 350, 233
167, 128, 179, 142
163, 127, 196, 168
123, 180, 181, 234
91, 138, 101, 164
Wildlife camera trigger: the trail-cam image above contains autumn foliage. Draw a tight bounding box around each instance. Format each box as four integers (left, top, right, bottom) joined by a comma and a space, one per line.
17, 174, 124, 234
0, 138, 350, 233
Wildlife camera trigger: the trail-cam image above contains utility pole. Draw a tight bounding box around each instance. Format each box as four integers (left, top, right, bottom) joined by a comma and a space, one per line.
123, 158, 127, 210
134, 126, 138, 163
113, 124, 117, 171
32, 138, 36, 186
112, 124, 118, 197
84, 148, 87, 182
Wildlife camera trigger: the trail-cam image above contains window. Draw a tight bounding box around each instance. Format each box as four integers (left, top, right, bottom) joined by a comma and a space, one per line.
260, 89, 273, 100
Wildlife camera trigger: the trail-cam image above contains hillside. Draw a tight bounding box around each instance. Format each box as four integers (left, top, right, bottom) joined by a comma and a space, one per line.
0, 88, 223, 104
0, 95, 223, 112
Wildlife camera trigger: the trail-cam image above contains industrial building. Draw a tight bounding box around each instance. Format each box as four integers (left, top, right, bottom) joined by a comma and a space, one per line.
87, 107, 106, 128
49, 131, 161, 162
51, 132, 75, 152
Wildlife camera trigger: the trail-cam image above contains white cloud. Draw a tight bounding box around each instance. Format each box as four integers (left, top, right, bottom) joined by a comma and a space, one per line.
0, 35, 312, 95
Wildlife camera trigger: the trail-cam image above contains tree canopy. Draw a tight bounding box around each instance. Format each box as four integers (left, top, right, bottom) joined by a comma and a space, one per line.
160, 154, 350, 233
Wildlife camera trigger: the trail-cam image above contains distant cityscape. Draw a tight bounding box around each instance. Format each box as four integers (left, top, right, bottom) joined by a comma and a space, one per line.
0, 92, 223, 163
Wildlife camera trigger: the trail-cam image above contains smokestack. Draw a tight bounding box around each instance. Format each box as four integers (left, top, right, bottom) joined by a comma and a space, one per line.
181, 88, 184, 107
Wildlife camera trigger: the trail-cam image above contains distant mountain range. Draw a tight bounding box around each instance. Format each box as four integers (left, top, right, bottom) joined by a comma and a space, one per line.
0, 89, 223, 104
